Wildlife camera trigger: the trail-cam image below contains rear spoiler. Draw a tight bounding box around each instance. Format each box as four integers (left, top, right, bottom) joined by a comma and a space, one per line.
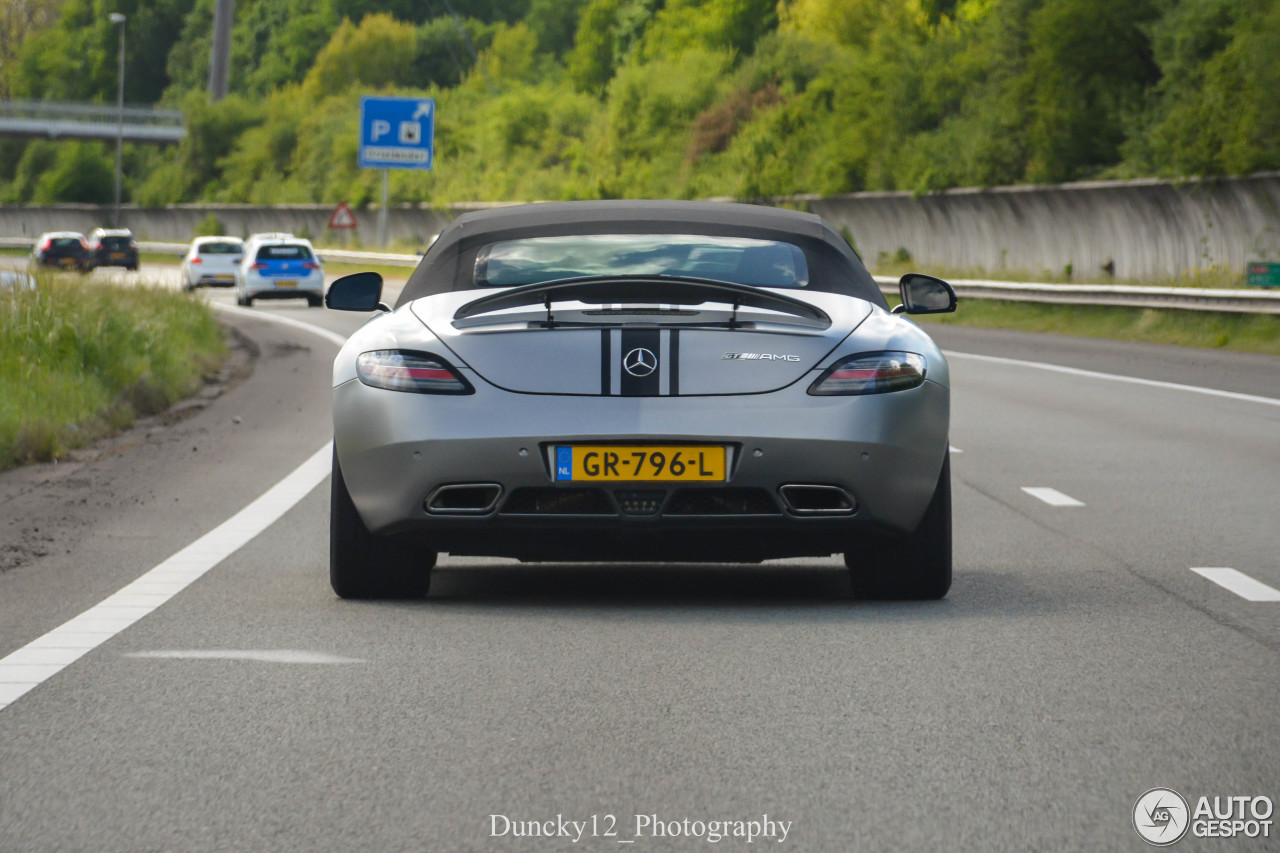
453, 275, 831, 327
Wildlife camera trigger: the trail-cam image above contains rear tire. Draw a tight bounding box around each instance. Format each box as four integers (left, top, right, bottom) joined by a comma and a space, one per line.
307, 295, 322, 307
330, 448, 435, 599
845, 452, 951, 600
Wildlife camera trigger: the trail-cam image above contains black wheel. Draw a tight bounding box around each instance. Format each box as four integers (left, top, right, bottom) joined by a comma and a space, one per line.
307, 295, 322, 307
845, 452, 951, 600
330, 448, 435, 599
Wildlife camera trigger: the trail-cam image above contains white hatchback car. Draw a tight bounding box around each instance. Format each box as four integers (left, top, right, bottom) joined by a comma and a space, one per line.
235, 234, 324, 306
181, 236, 244, 290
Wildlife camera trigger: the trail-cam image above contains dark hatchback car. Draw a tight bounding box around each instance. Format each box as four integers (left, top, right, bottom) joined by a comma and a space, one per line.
31, 232, 91, 272
87, 228, 139, 270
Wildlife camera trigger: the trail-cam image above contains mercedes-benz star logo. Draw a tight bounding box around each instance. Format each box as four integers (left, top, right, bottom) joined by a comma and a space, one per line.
623, 347, 658, 377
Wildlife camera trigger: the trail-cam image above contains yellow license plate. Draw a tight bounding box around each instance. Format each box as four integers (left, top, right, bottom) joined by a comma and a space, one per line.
555, 445, 726, 482
60, 258, 74, 266
275, 280, 296, 287
110, 252, 124, 259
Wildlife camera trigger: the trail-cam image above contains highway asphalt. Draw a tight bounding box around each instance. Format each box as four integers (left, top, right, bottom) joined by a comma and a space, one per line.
0, 266, 1277, 851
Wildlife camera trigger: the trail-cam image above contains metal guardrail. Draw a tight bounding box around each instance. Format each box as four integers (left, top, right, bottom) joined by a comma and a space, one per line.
0, 100, 185, 144
5, 237, 1279, 313
870, 276, 1280, 315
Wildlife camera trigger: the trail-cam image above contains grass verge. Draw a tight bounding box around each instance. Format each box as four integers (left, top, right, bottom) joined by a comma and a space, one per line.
915, 299, 1280, 355
0, 273, 227, 470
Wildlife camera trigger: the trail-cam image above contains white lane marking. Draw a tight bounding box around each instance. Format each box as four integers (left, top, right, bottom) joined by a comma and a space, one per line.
0, 304, 350, 713
124, 650, 365, 664
212, 302, 349, 347
1021, 487, 1085, 507
949, 446, 963, 453
1191, 568, 1280, 602
948, 351, 1280, 408
0, 444, 333, 710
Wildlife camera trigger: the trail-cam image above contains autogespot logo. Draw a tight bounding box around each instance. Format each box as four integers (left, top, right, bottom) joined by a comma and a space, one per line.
1134, 788, 1191, 846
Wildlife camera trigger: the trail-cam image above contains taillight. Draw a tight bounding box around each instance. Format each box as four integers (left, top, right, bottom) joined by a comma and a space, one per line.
38, 239, 51, 252
303, 261, 320, 270
355, 351, 473, 395
79, 240, 89, 250
251, 262, 267, 270
191, 257, 203, 264
808, 351, 926, 396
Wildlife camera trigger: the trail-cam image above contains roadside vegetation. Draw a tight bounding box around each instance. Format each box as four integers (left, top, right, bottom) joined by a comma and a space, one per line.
915, 302, 1280, 356
0, 0, 1276, 208
0, 274, 225, 470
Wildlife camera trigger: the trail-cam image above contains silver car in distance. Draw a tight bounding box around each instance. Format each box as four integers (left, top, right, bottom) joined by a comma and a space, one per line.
326, 201, 957, 600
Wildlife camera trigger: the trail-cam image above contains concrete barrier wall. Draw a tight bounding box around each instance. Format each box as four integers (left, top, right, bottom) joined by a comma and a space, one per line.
2, 173, 1277, 280
803, 173, 1280, 280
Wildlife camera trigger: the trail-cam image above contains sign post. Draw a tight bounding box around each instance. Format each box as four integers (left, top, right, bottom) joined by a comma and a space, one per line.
358, 96, 435, 248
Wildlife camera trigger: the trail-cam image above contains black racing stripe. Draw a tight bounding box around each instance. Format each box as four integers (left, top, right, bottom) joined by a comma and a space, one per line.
619, 329, 661, 396
669, 329, 680, 396
600, 329, 611, 396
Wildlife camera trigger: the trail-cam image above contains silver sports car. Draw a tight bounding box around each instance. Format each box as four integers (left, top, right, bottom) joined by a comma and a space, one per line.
326, 201, 957, 600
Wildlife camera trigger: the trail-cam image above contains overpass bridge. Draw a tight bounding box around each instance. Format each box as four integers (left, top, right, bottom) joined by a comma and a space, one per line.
0, 100, 185, 144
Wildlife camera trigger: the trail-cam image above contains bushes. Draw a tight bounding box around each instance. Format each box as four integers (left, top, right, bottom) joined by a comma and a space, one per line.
5, 0, 1280, 207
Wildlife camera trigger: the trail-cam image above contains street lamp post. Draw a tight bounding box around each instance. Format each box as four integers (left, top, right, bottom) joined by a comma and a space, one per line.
109, 13, 126, 228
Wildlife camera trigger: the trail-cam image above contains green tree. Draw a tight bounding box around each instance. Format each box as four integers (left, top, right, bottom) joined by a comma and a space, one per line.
33, 141, 115, 203
1021, 0, 1160, 182
567, 0, 625, 94
412, 16, 498, 89
1136, 0, 1280, 176
301, 13, 419, 98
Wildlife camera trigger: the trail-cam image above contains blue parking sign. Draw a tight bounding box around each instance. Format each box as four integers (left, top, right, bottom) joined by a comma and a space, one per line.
359, 96, 435, 171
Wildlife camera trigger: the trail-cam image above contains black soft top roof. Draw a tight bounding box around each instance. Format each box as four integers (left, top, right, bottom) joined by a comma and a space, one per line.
396, 200, 885, 308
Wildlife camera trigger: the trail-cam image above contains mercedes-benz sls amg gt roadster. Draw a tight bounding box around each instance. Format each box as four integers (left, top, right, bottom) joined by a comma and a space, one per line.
326, 201, 958, 600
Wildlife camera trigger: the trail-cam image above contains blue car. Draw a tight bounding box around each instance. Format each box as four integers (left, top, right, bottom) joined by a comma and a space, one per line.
235, 234, 324, 307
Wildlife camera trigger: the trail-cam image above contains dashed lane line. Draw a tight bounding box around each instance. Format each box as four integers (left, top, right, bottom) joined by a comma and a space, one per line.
1190, 568, 1280, 602
1021, 487, 1085, 507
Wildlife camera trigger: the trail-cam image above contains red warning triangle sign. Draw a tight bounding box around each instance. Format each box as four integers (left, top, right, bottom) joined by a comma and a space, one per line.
328, 201, 358, 230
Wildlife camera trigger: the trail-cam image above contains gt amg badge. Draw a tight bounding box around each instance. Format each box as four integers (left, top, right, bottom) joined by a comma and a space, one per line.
624, 347, 658, 377
723, 353, 801, 361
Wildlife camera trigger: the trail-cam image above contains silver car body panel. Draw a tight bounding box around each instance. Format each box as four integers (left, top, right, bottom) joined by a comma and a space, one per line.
333, 292, 949, 559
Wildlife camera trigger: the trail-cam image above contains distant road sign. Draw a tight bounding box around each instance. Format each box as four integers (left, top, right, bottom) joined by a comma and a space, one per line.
1247, 261, 1280, 288
328, 201, 358, 230
359, 96, 434, 171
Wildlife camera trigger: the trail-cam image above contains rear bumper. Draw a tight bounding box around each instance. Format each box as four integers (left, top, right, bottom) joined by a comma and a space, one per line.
90, 252, 138, 268
334, 374, 949, 559
34, 255, 89, 269
244, 274, 323, 298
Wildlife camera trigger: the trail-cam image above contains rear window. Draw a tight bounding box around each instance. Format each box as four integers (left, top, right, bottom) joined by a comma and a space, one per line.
198, 242, 242, 255
50, 237, 82, 249
100, 236, 133, 249
256, 244, 314, 261
473, 234, 810, 289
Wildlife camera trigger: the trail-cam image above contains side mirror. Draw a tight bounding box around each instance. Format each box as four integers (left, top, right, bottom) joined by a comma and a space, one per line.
325, 271, 388, 312
895, 273, 957, 315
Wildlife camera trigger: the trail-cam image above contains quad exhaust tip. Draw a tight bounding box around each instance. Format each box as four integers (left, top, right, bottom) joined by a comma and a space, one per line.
779, 484, 857, 515
425, 483, 503, 514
